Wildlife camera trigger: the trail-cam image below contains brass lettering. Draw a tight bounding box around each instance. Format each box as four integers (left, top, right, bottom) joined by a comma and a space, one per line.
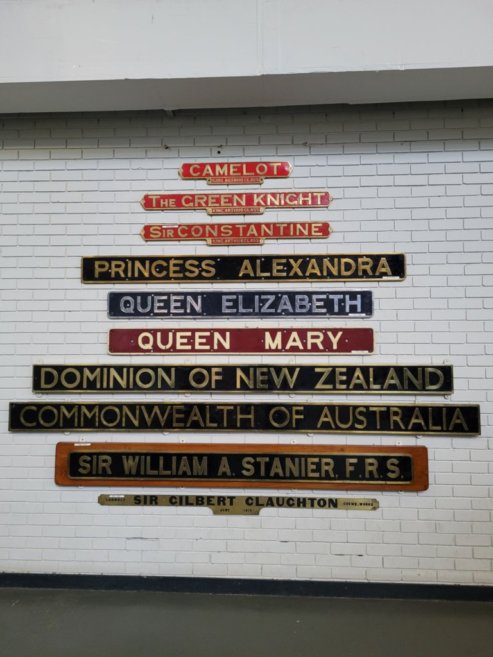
345, 457, 358, 478
408, 408, 427, 431
39, 367, 58, 390
19, 405, 38, 428
314, 367, 333, 390
448, 408, 469, 432
320, 458, 335, 478
375, 257, 392, 276
94, 260, 110, 278
386, 458, 401, 479
425, 367, 445, 391
77, 455, 91, 475
364, 458, 379, 479
238, 260, 255, 278
271, 367, 299, 389
241, 457, 255, 477
316, 407, 335, 429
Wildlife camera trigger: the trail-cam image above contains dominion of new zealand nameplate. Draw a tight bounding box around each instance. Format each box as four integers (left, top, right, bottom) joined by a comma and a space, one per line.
98, 494, 379, 514
33, 364, 453, 394
108, 291, 373, 318
11, 402, 480, 435
55, 443, 429, 491
81, 254, 405, 283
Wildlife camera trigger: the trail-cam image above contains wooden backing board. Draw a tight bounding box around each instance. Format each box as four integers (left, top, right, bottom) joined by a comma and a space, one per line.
55, 442, 429, 491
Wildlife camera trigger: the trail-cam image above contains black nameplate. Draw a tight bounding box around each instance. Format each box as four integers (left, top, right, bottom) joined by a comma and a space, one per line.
55, 443, 429, 491
70, 452, 413, 483
33, 364, 454, 394
81, 253, 406, 283
108, 290, 373, 318
11, 401, 480, 435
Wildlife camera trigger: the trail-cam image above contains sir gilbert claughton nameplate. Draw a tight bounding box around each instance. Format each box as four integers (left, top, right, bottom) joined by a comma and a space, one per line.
55, 443, 429, 491
98, 494, 379, 514
107, 291, 373, 319
108, 328, 374, 354
11, 402, 480, 435
32, 364, 453, 394
81, 253, 406, 283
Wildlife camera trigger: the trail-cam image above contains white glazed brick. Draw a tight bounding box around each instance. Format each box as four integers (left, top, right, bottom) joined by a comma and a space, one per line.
1, 101, 493, 585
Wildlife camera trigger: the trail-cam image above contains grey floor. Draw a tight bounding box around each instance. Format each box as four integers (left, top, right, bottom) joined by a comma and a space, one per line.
0, 587, 492, 657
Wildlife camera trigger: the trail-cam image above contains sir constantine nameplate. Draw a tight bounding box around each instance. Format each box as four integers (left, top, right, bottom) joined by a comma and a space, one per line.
140, 191, 330, 214
140, 221, 330, 245
179, 161, 292, 185
98, 494, 380, 514
108, 291, 372, 319
56, 443, 429, 491
108, 328, 374, 354
81, 254, 405, 283
11, 402, 480, 435
32, 364, 454, 394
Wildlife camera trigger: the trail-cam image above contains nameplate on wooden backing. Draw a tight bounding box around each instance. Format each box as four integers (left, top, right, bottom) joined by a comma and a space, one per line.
55, 443, 429, 491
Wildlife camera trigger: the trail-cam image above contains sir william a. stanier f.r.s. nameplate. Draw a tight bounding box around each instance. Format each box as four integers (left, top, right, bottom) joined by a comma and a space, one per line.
56, 443, 429, 491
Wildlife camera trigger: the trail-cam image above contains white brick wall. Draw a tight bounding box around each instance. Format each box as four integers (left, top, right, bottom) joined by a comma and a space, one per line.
1, 101, 492, 585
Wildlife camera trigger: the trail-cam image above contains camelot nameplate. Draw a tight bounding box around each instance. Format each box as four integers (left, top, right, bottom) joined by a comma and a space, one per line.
55, 443, 429, 491
178, 161, 292, 185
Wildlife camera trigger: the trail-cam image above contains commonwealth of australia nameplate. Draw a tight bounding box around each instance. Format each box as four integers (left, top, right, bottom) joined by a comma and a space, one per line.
55, 443, 429, 491
98, 494, 380, 514
108, 291, 372, 319
32, 364, 454, 395
140, 191, 330, 214
81, 253, 406, 283
11, 402, 480, 435
108, 328, 374, 354
179, 161, 292, 185
140, 221, 330, 245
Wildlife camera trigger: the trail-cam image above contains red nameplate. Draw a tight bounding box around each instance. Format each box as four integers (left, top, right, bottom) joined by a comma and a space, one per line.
140, 221, 331, 245
140, 191, 331, 215
179, 161, 292, 185
108, 327, 374, 355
